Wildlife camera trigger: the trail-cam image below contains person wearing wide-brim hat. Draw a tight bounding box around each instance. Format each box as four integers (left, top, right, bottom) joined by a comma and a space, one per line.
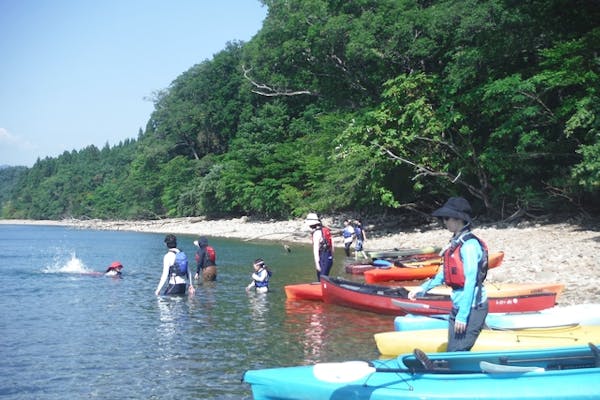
305, 213, 334, 281
408, 197, 489, 354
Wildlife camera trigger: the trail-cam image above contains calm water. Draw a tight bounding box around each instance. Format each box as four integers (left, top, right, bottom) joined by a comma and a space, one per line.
0, 225, 391, 399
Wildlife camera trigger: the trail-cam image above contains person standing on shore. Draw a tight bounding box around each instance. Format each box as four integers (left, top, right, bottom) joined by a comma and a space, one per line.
246, 258, 272, 293
407, 197, 488, 352
155, 234, 195, 296
353, 219, 367, 259
305, 213, 334, 281
341, 219, 355, 257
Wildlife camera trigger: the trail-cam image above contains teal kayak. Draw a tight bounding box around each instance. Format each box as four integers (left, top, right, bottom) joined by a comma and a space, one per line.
243, 344, 600, 400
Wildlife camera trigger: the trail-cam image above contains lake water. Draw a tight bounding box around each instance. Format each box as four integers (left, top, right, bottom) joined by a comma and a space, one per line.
0, 224, 391, 399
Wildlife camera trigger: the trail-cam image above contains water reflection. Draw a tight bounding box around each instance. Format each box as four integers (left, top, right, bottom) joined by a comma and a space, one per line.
284, 300, 393, 363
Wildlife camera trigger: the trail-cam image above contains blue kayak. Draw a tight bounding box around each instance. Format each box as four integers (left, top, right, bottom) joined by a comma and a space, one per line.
394, 303, 600, 331
243, 344, 600, 400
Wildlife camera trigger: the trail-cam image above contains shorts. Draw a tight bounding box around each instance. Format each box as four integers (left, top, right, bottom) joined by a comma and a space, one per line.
164, 283, 187, 295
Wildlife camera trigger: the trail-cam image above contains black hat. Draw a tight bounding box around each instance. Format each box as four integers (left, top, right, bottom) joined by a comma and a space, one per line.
432, 197, 472, 223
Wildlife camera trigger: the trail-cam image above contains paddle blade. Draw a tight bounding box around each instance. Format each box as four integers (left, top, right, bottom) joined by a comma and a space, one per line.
313, 361, 375, 383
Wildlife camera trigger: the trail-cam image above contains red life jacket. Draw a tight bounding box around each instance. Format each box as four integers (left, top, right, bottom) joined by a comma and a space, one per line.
443, 232, 488, 289
195, 245, 217, 267
206, 245, 216, 264
312, 226, 333, 254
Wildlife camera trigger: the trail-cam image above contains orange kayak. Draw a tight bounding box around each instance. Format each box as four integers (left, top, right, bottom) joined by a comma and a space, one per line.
363, 252, 504, 283
284, 282, 322, 301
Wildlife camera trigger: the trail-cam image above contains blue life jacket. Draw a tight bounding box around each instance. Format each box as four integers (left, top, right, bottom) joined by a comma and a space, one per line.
169, 250, 188, 277
255, 268, 271, 288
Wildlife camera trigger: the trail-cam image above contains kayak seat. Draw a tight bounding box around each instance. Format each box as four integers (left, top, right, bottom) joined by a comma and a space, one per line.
589, 342, 600, 367
413, 348, 434, 371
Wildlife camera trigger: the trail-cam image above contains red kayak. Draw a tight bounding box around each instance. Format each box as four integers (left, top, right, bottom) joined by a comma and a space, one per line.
363, 251, 504, 283
320, 276, 558, 316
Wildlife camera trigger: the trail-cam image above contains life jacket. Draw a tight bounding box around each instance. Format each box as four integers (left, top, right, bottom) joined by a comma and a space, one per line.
254, 267, 272, 288
354, 226, 364, 241
315, 226, 333, 254
442, 231, 488, 290
195, 246, 217, 268
206, 245, 216, 265
169, 249, 188, 277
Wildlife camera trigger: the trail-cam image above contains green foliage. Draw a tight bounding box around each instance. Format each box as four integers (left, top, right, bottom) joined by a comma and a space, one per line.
2, 0, 599, 221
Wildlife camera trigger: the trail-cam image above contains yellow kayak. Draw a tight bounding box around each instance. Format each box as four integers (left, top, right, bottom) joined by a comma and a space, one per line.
374, 324, 600, 357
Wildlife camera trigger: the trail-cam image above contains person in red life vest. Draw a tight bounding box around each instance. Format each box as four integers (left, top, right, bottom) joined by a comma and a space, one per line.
193, 237, 217, 281
104, 261, 123, 278
155, 234, 195, 296
246, 258, 272, 293
408, 197, 489, 352
305, 213, 334, 282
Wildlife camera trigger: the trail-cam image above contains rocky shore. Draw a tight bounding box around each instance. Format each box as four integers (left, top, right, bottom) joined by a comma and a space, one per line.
3, 216, 599, 305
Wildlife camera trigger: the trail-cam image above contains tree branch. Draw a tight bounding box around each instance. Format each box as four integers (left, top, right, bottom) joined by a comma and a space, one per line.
242, 65, 314, 97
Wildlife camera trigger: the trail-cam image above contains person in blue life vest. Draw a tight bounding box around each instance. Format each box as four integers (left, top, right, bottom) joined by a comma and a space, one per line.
155, 234, 195, 296
104, 261, 123, 278
305, 213, 334, 281
342, 219, 355, 257
353, 219, 367, 259
246, 258, 271, 293
193, 237, 217, 281
408, 197, 488, 352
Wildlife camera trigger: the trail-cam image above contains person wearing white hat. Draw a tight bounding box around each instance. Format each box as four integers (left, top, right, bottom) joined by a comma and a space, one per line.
408, 197, 489, 353
305, 213, 334, 281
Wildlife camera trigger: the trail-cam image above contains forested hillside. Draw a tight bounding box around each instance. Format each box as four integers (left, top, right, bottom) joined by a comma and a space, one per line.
2, 0, 598, 221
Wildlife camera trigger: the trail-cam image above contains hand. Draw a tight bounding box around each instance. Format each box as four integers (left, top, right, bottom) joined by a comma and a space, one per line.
408, 288, 421, 300
188, 285, 195, 296
194, 273, 199, 280
155, 289, 160, 296
454, 320, 466, 334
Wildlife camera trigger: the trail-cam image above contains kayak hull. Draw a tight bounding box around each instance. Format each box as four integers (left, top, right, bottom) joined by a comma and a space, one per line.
375, 325, 600, 356
321, 276, 558, 316
243, 345, 600, 400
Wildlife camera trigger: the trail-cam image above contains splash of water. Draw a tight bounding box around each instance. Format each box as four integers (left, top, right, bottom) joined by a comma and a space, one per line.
43, 253, 92, 274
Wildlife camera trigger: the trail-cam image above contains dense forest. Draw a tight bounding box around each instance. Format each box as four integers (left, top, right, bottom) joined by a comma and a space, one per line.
1, 0, 598, 222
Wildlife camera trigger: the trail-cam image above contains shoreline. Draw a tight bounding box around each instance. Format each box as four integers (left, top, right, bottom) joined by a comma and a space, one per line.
3, 217, 599, 305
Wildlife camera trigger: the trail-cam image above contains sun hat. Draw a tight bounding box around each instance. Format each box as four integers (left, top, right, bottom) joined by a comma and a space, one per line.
305, 212, 321, 226
431, 197, 472, 223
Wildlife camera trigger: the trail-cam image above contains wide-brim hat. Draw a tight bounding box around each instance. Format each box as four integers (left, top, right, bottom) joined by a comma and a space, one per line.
432, 197, 472, 223
304, 212, 321, 226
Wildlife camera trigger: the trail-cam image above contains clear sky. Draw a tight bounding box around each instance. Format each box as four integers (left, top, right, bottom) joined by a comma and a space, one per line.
0, 0, 267, 167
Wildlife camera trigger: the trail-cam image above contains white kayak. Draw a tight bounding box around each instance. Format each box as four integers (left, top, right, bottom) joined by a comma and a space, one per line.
394, 303, 600, 331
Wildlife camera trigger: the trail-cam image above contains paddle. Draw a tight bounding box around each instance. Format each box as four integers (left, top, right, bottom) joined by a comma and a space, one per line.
392, 299, 452, 313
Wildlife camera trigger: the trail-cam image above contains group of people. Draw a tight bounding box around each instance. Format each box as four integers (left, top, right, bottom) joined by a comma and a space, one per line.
306, 196, 489, 354
152, 195, 488, 353
154, 234, 273, 296
341, 218, 367, 258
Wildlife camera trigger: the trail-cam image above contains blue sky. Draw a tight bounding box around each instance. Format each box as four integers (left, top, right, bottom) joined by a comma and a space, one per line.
0, 0, 267, 167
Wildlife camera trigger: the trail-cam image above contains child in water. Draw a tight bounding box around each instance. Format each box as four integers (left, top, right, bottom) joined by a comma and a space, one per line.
246, 258, 271, 293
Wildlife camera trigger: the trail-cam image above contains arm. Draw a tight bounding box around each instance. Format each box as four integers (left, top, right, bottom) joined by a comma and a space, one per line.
312, 230, 322, 271
187, 260, 195, 295
155, 252, 173, 295
408, 266, 445, 300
